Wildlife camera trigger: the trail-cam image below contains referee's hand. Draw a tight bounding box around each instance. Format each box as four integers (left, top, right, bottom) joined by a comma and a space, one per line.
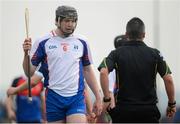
166, 105, 176, 118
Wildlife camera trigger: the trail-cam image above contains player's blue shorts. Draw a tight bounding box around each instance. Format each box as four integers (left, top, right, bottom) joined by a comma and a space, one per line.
45, 88, 86, 122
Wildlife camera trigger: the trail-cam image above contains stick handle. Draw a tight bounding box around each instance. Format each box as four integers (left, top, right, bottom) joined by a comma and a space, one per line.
27, 54, 32, 101
25, 8, 32, 102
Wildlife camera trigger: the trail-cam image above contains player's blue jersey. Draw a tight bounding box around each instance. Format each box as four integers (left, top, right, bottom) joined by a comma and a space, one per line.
31, 30, 92, 97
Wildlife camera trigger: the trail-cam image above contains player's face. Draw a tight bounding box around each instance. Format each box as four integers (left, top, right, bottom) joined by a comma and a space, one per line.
59, 18, 77, 36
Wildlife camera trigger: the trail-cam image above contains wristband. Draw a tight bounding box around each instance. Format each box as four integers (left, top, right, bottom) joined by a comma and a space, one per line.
168, 101, 176, 107
103, 97, 111, 102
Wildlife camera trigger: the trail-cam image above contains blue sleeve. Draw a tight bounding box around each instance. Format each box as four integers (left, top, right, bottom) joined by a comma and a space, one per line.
31, 40, 47, 66
79, 39, 91, 66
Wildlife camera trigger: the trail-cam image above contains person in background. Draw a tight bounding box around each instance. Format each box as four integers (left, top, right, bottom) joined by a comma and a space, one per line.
0, 101, 8, 123
96, 35, 127, 123
5, 72, 46, 123
108, 34, 127, 108
98, 17, 176, 123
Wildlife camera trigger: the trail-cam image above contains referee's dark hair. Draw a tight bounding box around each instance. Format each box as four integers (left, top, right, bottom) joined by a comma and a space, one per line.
126, 17, 145, 40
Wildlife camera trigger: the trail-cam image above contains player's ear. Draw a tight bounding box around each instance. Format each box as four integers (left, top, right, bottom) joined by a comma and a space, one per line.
142, 32, 145, 38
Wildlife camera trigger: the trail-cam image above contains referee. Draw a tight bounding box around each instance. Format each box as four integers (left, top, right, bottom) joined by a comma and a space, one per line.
98, 17, 176, 123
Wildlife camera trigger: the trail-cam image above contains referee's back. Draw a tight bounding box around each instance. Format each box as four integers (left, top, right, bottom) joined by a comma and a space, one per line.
114, 40, 159, 105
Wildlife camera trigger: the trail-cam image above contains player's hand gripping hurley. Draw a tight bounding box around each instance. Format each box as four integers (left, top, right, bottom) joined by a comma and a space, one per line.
25, 8, 32, 101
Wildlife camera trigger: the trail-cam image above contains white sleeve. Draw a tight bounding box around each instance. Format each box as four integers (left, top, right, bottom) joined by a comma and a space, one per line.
30, 37, 41, 59
108, 70, 116, 92
30, 33, 52, 59
34, 70, 43, 78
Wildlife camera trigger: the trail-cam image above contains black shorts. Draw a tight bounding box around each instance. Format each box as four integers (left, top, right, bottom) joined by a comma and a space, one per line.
107, 104, 161, 123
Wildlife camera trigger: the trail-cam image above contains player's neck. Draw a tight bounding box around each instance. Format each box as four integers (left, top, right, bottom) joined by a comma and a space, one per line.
55, 28, 72, 38
54, 28, 61, 37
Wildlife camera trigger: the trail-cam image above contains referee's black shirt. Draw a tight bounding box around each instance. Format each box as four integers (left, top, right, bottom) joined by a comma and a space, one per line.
98, 40, 171, 105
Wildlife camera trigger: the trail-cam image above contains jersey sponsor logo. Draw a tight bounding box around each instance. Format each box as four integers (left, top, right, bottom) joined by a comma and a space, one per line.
74, 45, 78, 50
72, 45, 79, 52
49, 45, 57, 49
63, 45, 68, 51
61, 43, 69, 52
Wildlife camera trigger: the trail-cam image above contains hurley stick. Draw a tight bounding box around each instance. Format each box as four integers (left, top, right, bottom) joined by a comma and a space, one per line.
25, 8, 32, 101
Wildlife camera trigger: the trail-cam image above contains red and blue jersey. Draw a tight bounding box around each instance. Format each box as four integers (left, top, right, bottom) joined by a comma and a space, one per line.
12, 76, 43, 122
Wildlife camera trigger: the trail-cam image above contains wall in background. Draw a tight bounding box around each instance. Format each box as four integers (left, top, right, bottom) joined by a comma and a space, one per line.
0, 2, 2, 94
